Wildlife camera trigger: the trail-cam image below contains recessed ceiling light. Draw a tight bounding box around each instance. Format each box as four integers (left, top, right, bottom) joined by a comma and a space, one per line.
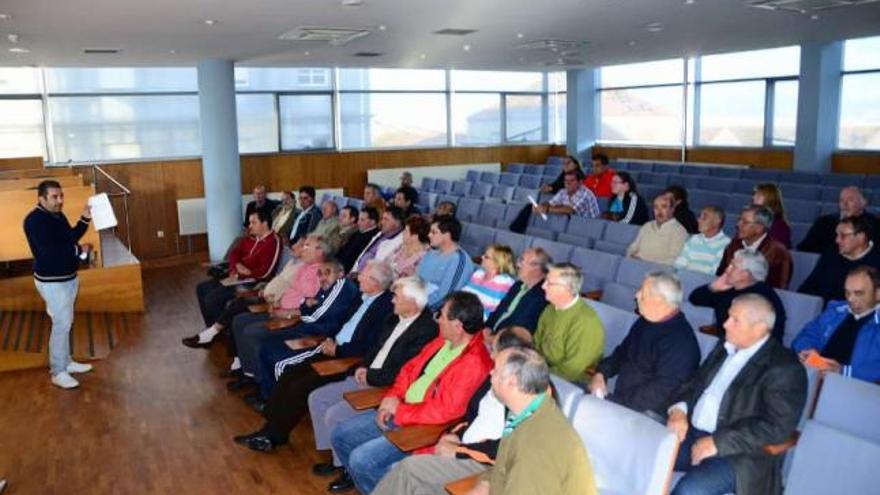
304, 51, 311, 56
9, 47, 30, 53
419, 53, 426, 60
646, 22, 664, 32
7, 34, 19, 43
462, 44, 471, 52
204, 19, 217, 26
628, 40, 637, 46
169, 49, 178, 54
0, 14, 11, 20
810, 14, 820, 20
341, 0, 363, 5
378, 24, 387, 31
684, 0, 695, 4
516, 33, 524, 39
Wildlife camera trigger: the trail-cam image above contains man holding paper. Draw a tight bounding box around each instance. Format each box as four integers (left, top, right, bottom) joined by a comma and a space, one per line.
23, 180, 94, 390
533, 171, 600, 219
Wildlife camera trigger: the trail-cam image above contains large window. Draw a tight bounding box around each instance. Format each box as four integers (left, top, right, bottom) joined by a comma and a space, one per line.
280, 94, 334, 150
699, 81, 765, 147
340, 93, 447, 149
839, 36, 880, 150
0, 100, 45, 159
600, 87, 683, 146
236, 94, 278, 154
452, 93, 501, 145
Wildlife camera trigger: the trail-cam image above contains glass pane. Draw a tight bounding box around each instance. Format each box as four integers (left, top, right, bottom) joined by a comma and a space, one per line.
451, 71, 543, 92
839, 73, 880, 150
339, 93, 447, 149
279, 94, 333, 150
452, 93, 501, 145
49, 95, 201, 162
550, 92, 567, 144
699, 81, 765, 147
844, 36, 880, 72
599, 86, 683, 145
338, 68, 445, 91
700, 46, 800, 81
0, 67, 43, 94
548, 72, 567, 92
47, 68, 197, 93
0, 99, 45, 159
236, 94, 278, 154
505, 94, 543, 142
600, 58, 684, 88
235, 67, 332, 91
772, 80, 798, 147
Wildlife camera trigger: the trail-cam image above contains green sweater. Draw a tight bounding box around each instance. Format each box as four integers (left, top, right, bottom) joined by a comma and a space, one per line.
484, 398, 598, 495
535, 299, 604, 383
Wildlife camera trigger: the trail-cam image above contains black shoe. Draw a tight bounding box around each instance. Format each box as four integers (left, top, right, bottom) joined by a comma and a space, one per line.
219, 368, 243, 379
313, 462, 342, 477
328, 471, 354, 492
181, 335, 211, 349
227, 376, 255, 392
235, 434, 276, 453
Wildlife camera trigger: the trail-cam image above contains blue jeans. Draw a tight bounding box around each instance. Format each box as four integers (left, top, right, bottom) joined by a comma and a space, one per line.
672, 429, 737, 495
330, 410, 408, 494
35, 278, 79, 375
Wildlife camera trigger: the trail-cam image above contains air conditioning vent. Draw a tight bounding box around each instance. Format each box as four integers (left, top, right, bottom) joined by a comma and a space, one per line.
83, 48, 120, 54
278, 26, 371, 46
352, 52, 383, 57
433, 28, 478, 36
516, 39, 588, 51
748, 0, 880, 13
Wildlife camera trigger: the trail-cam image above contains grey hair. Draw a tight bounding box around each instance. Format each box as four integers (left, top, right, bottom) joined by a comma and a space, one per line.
323, 200, 339, 215
702, 205, 725, 228
548, 262, 583, 296
841, 186, 868, 207
644, 271, 683, 307
525, 247, 553, 275
743, 205, 773, 231
306, 234, 333, 260
363, 260, 394, 290
732, 249, 769, 282
392, 275, 429, 309
731, 293, 776, 333
500, 347, 551, 395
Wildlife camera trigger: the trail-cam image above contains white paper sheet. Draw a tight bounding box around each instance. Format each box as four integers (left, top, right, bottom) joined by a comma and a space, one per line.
527, 194, 549, 221
87, 193, 118, 231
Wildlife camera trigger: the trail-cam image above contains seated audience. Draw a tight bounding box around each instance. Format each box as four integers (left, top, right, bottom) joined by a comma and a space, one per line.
539, 155, 586, 195
464, 346, 598, 495
583, 153, 615, 199
666, 294, 807, 495
665, 185, 699, 234
417, 215, 476, 310
533, 171, 601, 219
605, 171, 649, 225
674, 206, 731, 275
270, 190, 298, 241
388, 215, 431, 278
716, 205, 792, 289
364, 183, 387, 214
799, 186, 880, 253
626, 193, 689, 265
336, 205, 359, 250
690, 249, 786, 342
535, 263, 604, 382
399, 171, 419, 204
799, 215, 880, 303
752, 184, 792, 248
485, 247, 551, 334
463, 244, 517, 319
311, 200, 343, 252
393, 187, 421, 218
193, 210, 280, 340
793, 265, 880, 382
336, 206, 380, 272
371, 327, 534, 495
245, 184, 280, 227
590, 272, 700, 413
288, 186, 322, 245
350, 206, 405, 275
329, 292, 492, 494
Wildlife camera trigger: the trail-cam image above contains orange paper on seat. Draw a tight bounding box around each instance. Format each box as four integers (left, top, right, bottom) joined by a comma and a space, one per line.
804, 350, 834, 371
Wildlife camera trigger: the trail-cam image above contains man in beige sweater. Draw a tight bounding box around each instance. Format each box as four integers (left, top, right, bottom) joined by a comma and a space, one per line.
626, 193, 688, 265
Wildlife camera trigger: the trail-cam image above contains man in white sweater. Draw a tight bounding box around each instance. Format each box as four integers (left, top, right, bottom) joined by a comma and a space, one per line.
626, 193, 689, 265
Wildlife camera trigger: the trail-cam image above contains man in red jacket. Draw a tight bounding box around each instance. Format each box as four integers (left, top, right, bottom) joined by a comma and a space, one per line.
328, 291, 493, 494
583, 153, 615, 199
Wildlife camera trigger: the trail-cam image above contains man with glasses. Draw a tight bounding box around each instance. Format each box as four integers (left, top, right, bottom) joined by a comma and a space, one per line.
485, 248, 552, 335
289, 185, 322, 245
798, 186, 880, 254
799, 215, 880, 304
715, 205, 792, 289
534, 171, 601, 219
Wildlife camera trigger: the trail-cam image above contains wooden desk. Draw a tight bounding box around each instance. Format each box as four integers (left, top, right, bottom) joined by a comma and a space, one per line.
445, 474, 480, 495
312, 357, 362, 376
0, 175, 82, 192
344, 387, 389, 411
386, 422, 457, 452
266, 316, 300, 331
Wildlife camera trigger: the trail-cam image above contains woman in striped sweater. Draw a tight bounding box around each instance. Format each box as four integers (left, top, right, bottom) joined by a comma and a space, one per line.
463, 244, 517, 319
605, 171, 649, 225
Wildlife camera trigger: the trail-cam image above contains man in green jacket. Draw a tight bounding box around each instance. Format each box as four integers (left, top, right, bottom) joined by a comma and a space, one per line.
534, 263, 605, 382
472, 346, 597, 495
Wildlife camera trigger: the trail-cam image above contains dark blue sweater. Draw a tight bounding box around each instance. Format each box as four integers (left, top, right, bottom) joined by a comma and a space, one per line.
597, 312, 700, 414
23, 205, 90, 283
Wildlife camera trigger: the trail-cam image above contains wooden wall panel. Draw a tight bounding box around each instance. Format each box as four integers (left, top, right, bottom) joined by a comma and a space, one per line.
0, 156, 43, 171
593, 145, 793, 170
72, 145, 564, 260
832, 152, 880, 174
0, 263, 144, 312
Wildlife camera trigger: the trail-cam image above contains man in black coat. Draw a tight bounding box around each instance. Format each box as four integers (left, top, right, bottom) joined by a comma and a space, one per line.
798, 186, 880, 254
799, 215, 880, 303
336, 207, 381, 272
485, 247, 551, 335
288, 185, 323, 245
666, 293, 807, 495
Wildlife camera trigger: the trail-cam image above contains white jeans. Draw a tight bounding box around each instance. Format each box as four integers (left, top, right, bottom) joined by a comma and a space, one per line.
34, 278, 79, 375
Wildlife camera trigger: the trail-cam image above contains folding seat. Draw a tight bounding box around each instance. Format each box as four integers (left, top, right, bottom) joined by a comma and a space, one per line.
602, 222, 640, 247
821, 172, 864, 188
698, 177, 737, 193
501, 203, 525, 226
498, 172, 520, 187
331, 195, 347, 211
680, 302, 715, 330
599, 281, 637, 312
465, 170, 481, 182
639, 172, 669, 187
467, 182, 493, 199
789, 250, 820, 291
437, 194, 460, 207
511, 187, 538, 204
528, 212, 569, 234
774, 288, 824, 346
668, 174, 701, 191
563, 217, 606, 242
459, 223, 496, 258
456, 197, 482, 223
790, 222, 811, 248
785, 199, 821, 224
525, 227, 556, 241
627, 161, 653, 172
676, 268, 715, 297
812, 373, 880, 443
783, 170, 821, 184
494, 229, 532, 257
571, 395, 678, 495
570, 247, 621, 293
615, 257, 668, 288
722, 193, 752, 212
506, 163, 526, 174
709, 167, 744, 179
433, 178, 452, 194
518, 174, 542, 189
688, 190, 717, 212
420, 177, 436, 192
679, 165, 712, 176
865, 174, 880, 190
546, 156, 566, 166
721, 215, 738, 238
479, 171, 500, 185
347, 198, 364, 209
548, 375, 585, 421
693, 331, 720, 363
450, 180, 472, 196
523, 164, 543, 176
529, 238, 574, 264
819, 202, 838, 217
819, 185, 842, 203
593, 239, 628, 256
488, 184, 514, 203
320, 192, 333, 205
872, 189, 880, 207
583, 299, 640, 355
418, 191, 438, 211
652, 162, 682, 175
734, 179, 759, 194
475, 202, 506, 228
742, 168, 781, 182
780, 183, 820, 201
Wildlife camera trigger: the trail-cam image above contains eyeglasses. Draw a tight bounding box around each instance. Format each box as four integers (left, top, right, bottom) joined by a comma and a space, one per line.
836, 231, 858, 238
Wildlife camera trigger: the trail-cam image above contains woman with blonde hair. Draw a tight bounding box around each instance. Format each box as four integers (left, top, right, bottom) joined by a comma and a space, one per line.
752, 183, 792, 248
462, 244, 517, 318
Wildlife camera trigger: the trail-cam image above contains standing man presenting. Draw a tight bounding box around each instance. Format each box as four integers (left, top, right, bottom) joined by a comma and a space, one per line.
24, 180, 94, 389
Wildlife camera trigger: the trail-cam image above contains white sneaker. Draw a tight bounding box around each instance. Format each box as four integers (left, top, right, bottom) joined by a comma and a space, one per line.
67, 361, 93, 374
51, 372, 80, 389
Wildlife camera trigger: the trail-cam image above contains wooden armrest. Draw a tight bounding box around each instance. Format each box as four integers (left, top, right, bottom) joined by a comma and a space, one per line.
699, 325, 721, 337
582, 289, 602, 300
285, 335, 323, 349
265, 316, 300, 331
763, 431, 800, 456
445, 474, 481, 495
311, 356, 363, 376
248, 303, 271, 313
235, 289, 261, 299
344, 387, 390, 411
386, 421, 459, 452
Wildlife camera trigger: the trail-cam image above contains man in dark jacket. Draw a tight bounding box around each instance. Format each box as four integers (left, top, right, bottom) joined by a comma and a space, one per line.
288, 185, 322, 245
485, 247, 551, 335
24, 180, 94, 389
798, 186, 880, 254
244, 185, 279, 227
336, 207, 380, 272
590, 272, 700, 414
666, 293, 806, 495
233, 274, 435, 454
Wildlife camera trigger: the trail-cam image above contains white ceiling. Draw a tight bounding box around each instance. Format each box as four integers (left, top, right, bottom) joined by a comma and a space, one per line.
0, 0, 879, 70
